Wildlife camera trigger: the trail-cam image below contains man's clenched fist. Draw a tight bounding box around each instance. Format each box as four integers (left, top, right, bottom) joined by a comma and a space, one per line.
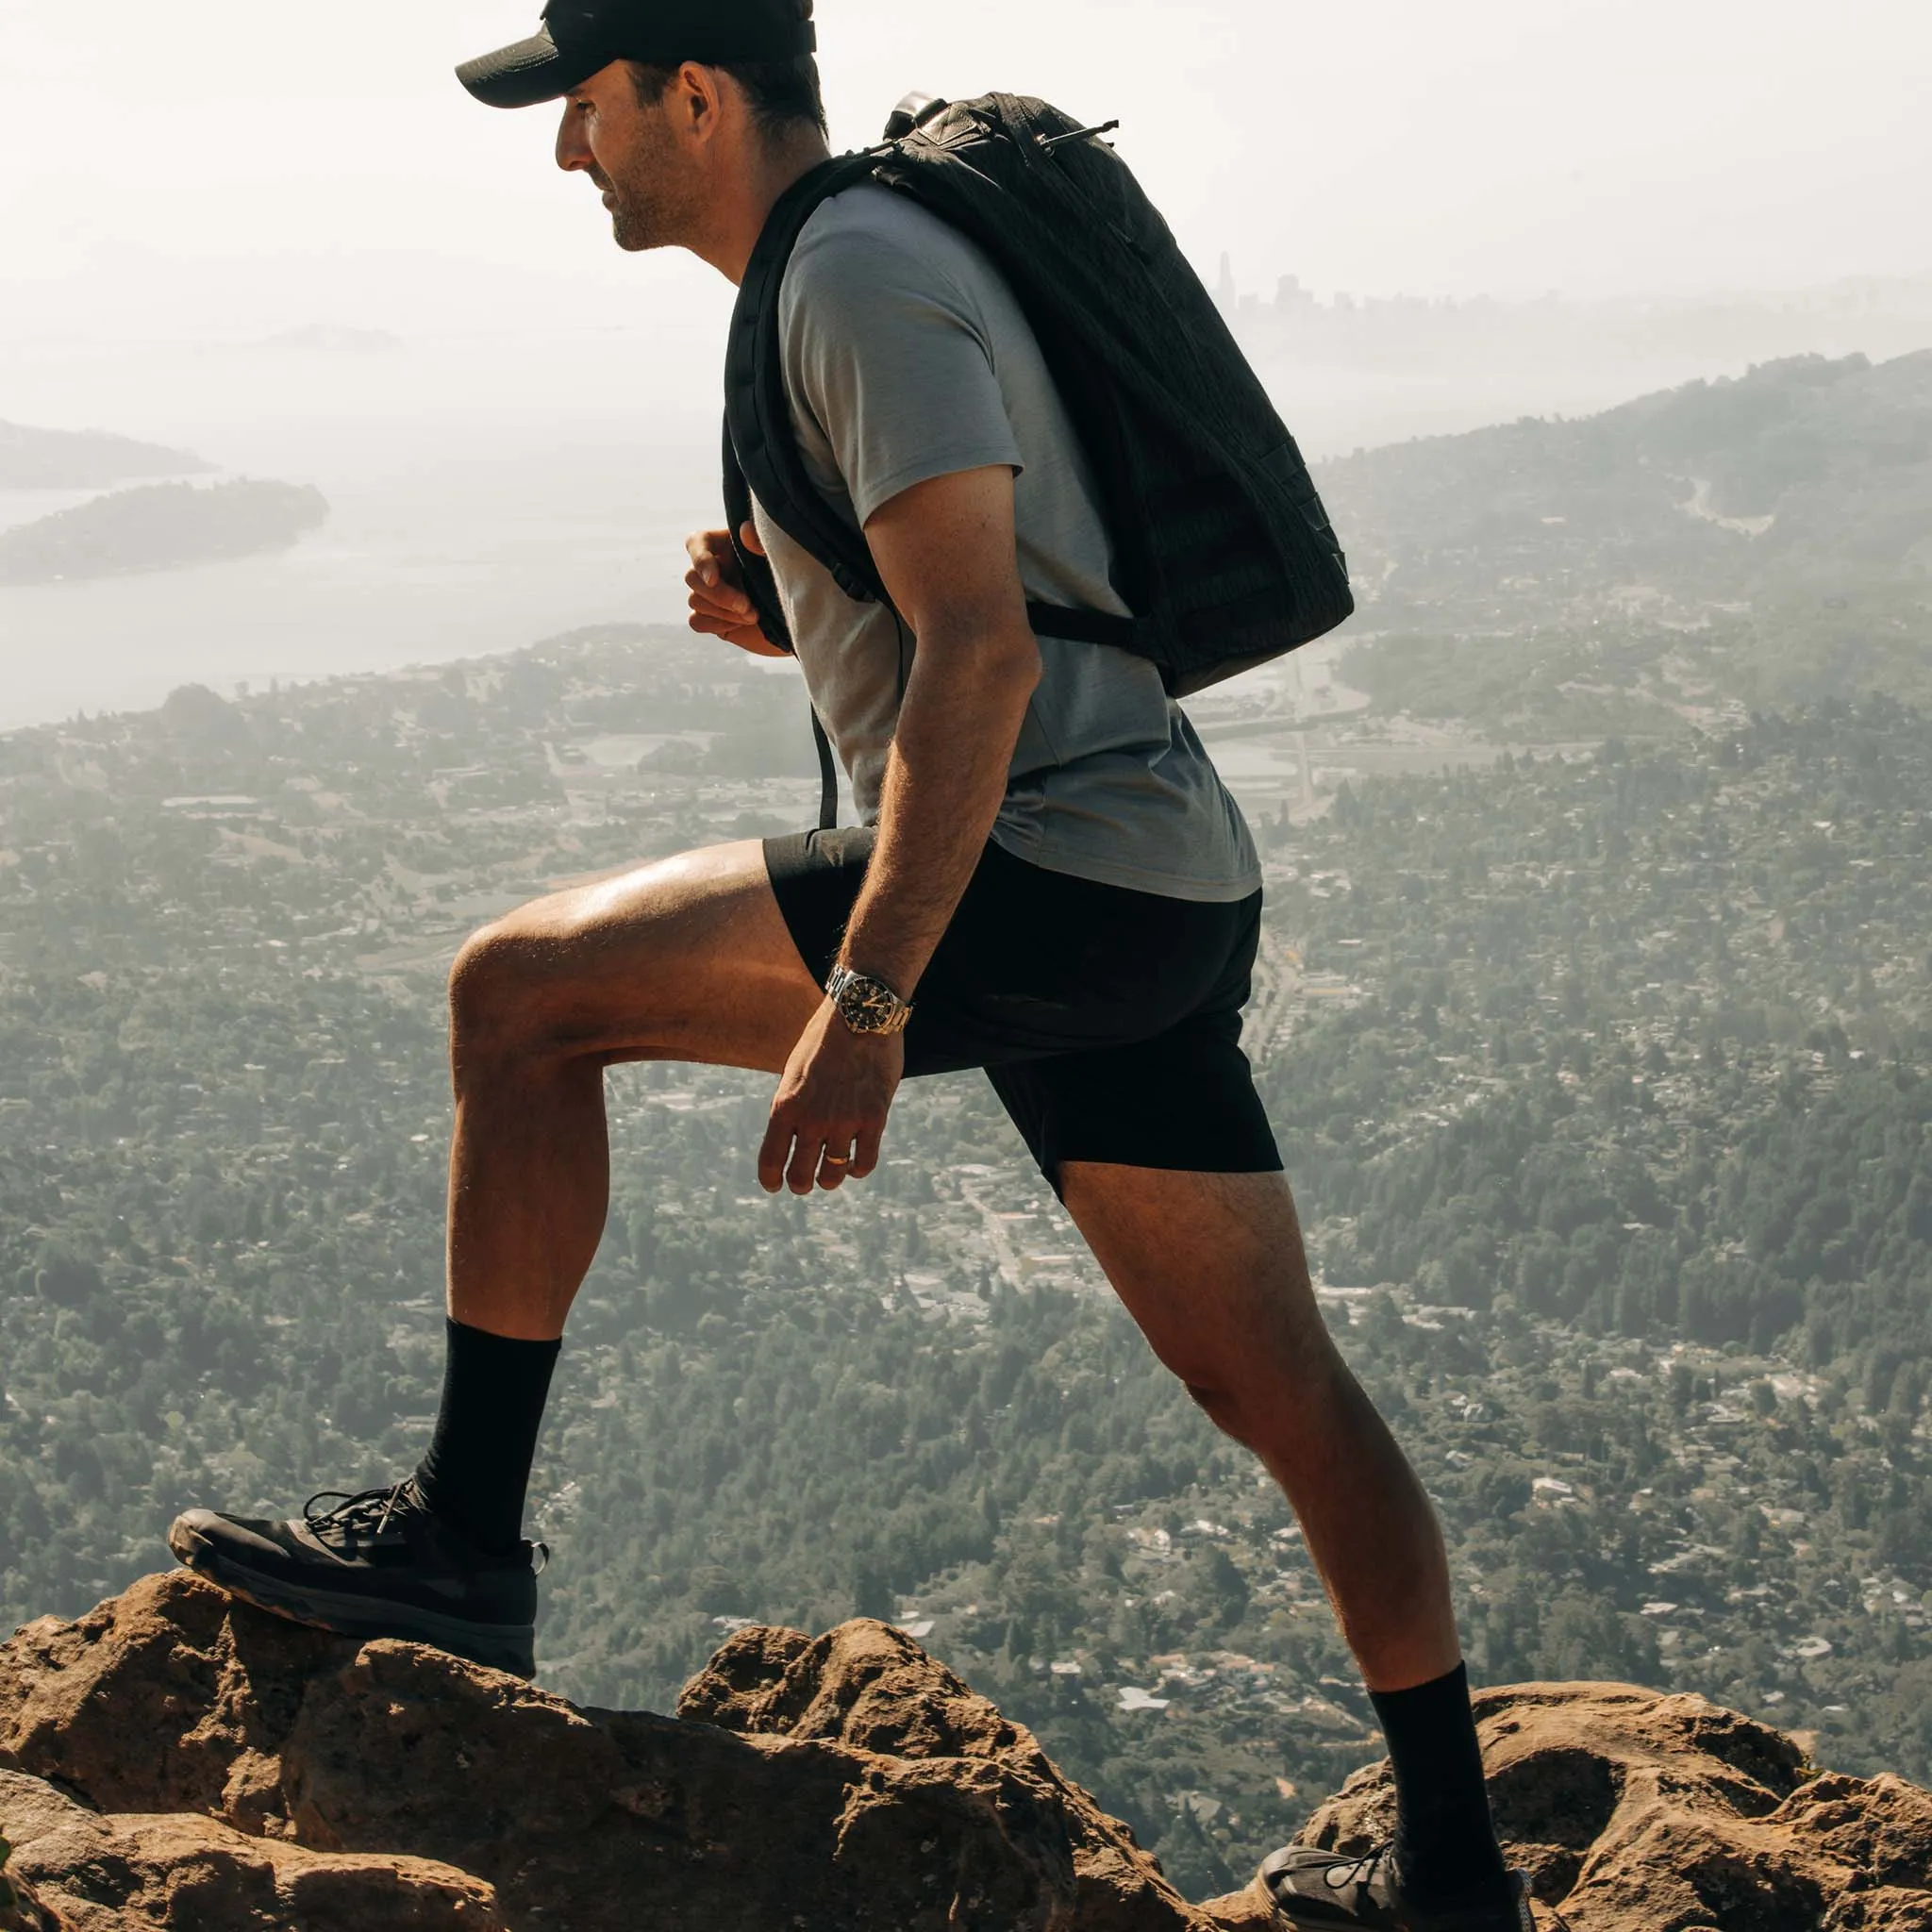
684, 524, 786, 657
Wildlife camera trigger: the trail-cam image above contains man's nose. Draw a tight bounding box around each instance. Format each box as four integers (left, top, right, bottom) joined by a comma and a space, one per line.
555, 105, 591, 172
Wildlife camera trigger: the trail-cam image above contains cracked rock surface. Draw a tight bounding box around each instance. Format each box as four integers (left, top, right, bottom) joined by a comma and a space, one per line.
0, 1574, 1204, 1930
4, 1574, 1930, 1928
1289, 1681, 1932, 1930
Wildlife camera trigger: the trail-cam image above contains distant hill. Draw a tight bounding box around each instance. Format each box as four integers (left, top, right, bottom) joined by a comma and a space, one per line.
1320, 350, 1932, 606
1314, 351, 1932, 723
0, 420, 211, 491
0, 478, 328, 585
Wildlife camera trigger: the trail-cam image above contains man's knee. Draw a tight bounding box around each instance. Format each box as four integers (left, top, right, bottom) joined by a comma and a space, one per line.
1183, 1376, 1254, 1443
448, 902, 614, 1058
450, 918, 541, 1049
1173, 1331, 1346, 1449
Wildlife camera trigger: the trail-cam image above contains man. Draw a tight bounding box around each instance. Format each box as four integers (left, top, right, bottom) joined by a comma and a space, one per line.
169, 4, 1532, 1925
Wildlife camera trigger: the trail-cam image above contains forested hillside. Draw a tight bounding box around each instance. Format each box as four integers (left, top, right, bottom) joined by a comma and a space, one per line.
1324, 349, 1932, 598
0, 420, 209, 491
1320, 349, 1932, 720
0, 477, 328, 584
2, 633, 1926, 1892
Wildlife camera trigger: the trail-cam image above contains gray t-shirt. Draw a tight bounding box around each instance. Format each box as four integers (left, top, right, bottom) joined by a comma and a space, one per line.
750, 184, 1259, 905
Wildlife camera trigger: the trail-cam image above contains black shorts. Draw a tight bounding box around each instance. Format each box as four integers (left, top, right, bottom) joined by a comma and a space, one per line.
764, 828, 1283, 1196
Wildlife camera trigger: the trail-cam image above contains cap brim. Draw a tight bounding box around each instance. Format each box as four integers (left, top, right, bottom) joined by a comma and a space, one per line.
456, 28, 607, 108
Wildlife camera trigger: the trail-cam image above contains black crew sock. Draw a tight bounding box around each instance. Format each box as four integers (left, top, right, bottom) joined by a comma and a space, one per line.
1367, 1662, 1510, 1907
413, 1318, 561, 1557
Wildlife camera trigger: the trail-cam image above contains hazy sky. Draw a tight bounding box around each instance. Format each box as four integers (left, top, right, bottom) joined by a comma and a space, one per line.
4, 0, 1929, 343
0, 0, 1927, 724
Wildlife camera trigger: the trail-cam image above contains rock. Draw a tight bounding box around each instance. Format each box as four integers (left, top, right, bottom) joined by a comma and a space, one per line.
5, 1577, 1931, 1929
1, 1574, 1208, 1930
677, 1618, 1194, 1931
1260, 1680, 1932, 1930
0, 1768, 500, 1930
0, 1834, 62, 1932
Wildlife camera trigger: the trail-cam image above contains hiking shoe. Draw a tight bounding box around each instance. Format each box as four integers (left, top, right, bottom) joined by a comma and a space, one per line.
168, 1477, 542, 1678
1260, 1844, 1542, 1930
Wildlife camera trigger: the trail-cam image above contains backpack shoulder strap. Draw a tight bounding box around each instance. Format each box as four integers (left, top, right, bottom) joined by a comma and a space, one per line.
722, 419, 791, 652
723, 424, 841, 833
723, 153, 888, 830
725, 153, 888, 608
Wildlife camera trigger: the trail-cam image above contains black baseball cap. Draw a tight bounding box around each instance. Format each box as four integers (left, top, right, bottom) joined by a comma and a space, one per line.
457, 0, 817, 109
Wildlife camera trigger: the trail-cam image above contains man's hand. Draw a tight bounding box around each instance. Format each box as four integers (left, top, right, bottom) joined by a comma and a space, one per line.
758, 999, 903, 1195
684, 523, 788, 658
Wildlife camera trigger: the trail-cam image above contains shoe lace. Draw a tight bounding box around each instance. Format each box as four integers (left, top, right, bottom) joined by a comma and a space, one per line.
304, 1483, 552, 1573
304, 1478, 416, 1544
1324, 1844, 1391, 1893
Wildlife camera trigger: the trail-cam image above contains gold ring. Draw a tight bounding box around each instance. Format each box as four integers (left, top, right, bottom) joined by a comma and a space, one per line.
823, 1152, 852, 1167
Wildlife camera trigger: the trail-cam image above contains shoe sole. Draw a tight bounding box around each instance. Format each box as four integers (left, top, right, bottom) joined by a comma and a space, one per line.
1259, 1866, 1540, 1932
168, 1519, 536, 1679
1265, 1901, 1529, 1932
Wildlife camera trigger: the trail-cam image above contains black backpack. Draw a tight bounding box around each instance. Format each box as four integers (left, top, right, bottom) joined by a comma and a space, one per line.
724, 92, 1355, 828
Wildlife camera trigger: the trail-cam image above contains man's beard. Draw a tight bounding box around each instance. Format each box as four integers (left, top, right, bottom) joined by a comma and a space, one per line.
593, 159, 687, 254
606, 178, 672, 252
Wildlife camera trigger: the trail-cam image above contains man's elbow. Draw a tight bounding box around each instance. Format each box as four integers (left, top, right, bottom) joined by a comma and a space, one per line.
999, 626, 1044, 700
913, 616, 1041, 703
978, 622, 1043, 706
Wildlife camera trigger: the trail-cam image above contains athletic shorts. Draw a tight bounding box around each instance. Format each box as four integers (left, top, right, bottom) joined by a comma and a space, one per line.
764, 827, 1283, 1196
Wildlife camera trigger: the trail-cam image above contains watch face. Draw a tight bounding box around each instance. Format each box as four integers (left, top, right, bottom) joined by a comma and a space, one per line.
831, 969, 908, 1034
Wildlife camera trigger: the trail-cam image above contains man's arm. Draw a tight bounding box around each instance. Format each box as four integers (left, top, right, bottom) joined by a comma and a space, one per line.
839, 463, 1041, 990
757, 463, 1040, 1196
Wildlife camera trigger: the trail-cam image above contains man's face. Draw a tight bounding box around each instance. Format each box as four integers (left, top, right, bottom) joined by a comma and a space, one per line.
555, 60, 699, 253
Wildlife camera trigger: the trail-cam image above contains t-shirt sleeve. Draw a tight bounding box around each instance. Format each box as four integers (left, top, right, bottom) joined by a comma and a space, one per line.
780, 210, 1025, 527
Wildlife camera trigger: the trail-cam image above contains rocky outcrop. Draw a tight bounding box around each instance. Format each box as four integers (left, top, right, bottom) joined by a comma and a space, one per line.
1279, 1682, 1932, 1930
0, 1769, 498, 1930
2, 1573, 1930, 1929
0, 1574, 1206, 1931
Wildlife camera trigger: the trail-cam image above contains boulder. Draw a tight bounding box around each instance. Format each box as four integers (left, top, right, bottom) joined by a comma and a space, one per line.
0, 1769, 499, 1930
1254, 1680, 1932, 1930
4, 1574, 1931, 1929
677, 1617, 1197, 1930
0, 1574, 1206, 1930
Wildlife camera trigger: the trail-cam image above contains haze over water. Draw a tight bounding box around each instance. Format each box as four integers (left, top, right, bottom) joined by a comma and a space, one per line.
3, 0, 1927, 728
1, 326, 725, 728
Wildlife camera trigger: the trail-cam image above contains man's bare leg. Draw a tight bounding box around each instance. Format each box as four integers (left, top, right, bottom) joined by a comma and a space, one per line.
171, 840, 826, 1670
1059, 1164, 1515, 1917
443, 840, 824, 1341
1059, 1163, 1457, 1690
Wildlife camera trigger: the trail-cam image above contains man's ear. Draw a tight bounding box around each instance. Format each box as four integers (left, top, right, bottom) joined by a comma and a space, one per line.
671, 61, 726, 143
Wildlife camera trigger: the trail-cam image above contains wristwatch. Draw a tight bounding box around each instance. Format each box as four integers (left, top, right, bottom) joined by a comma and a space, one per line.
826, 964, 913, 1037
